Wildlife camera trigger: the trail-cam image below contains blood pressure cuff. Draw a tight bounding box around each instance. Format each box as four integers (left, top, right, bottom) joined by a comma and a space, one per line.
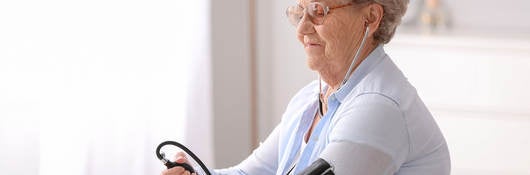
315, 141, 396, 175
298, 158, 334, 175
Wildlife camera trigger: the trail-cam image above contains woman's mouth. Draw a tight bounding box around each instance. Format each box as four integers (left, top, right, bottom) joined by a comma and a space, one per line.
305, 42, 322, 48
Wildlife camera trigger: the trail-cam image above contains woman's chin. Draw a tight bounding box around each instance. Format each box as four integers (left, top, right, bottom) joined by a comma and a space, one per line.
307, 63, 318, 71
306, 57, 323, 71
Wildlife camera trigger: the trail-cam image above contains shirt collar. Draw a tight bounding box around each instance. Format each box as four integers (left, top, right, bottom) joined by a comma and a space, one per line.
333, 44, 386, 102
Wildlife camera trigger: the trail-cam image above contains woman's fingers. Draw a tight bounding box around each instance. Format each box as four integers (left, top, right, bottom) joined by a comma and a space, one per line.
161, 166, 188, 175
175, 151, 187, 158
161, 151, 194, 175
160, 152, 194, 175
174, 152, 189, 164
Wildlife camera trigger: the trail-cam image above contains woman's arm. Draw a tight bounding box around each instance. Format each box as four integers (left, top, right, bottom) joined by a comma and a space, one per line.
317, 93, 409, 174
317, 141, 396, 174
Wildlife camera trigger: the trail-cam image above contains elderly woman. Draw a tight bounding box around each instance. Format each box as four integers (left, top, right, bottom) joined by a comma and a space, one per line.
162, 0, 450, 174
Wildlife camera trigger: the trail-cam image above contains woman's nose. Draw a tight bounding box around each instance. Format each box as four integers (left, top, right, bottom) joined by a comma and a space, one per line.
296, 13, 316, 35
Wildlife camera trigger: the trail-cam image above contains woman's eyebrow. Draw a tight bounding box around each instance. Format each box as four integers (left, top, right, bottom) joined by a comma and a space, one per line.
298, 0, 321, 5
297, 0, 318, 8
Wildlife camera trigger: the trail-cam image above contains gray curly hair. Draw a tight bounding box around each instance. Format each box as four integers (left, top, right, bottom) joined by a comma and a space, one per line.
348, 0, 409, 44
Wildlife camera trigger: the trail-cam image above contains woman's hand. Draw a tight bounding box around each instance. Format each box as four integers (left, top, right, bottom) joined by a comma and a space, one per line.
160, 152, 197, 175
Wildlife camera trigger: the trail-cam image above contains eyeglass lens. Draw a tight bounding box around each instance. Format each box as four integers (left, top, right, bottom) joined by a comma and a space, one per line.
286, 2, 328, 26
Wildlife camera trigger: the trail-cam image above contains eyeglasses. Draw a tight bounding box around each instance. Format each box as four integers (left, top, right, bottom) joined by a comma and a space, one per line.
286, 2, 353, 26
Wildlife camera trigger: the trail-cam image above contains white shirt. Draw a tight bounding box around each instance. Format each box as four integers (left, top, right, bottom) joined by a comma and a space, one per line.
213, 45, 451, 175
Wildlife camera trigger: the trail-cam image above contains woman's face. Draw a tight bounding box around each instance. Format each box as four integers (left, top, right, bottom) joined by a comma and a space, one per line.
296, 0, 367, 73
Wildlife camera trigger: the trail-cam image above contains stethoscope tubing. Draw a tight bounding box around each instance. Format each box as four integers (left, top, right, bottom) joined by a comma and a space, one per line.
156, 141, 212, 175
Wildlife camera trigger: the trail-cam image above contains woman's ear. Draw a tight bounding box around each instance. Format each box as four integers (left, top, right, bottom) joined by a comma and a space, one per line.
364, 3, 384, 36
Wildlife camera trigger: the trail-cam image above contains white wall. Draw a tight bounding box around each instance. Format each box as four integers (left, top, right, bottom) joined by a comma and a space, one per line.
443, 0, 530, 33
386, 34, 530, 175
210, 0, 253, 168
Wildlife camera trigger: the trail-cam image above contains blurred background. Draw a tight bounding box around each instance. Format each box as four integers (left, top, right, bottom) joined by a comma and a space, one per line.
1, 0, 529, 175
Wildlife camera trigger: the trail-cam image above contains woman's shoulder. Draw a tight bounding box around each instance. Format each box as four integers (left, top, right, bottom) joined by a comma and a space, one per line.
351, 56, 417, 109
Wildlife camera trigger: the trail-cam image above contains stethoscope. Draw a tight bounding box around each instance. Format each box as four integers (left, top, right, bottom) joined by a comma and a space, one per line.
156, 141, 212, 175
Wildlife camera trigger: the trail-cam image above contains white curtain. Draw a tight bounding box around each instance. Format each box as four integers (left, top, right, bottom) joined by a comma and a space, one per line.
0, 0, 211, 175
